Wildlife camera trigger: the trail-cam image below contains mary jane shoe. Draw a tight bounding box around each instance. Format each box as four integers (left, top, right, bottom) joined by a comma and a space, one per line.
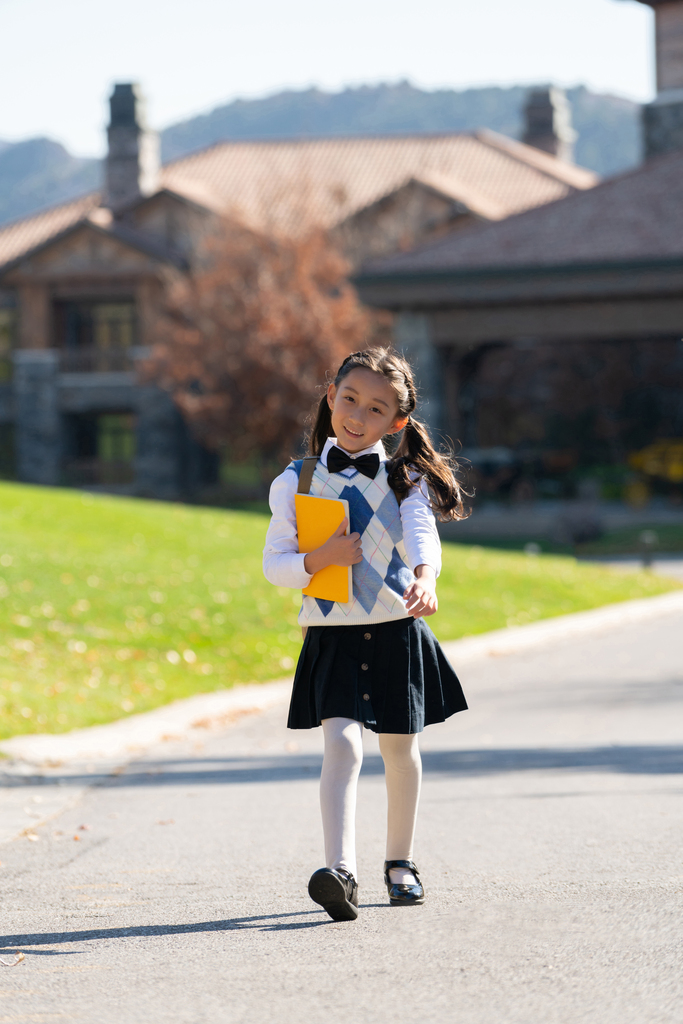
308, 867, 359, 921
384, 859, 425, 906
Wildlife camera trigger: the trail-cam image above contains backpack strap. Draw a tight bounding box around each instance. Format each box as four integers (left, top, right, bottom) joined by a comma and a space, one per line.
297, 456, 319, 495
297, 457, 319, 643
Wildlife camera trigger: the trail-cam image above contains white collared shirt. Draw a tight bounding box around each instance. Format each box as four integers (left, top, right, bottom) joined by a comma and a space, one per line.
262, 437, 442, 590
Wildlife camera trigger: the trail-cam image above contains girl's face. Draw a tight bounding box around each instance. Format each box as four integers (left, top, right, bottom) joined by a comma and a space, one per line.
327, 368, 408, 454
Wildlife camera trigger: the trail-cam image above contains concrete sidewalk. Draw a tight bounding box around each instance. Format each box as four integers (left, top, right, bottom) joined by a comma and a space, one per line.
0, 592, 681, 1022
579, 554, 683, 582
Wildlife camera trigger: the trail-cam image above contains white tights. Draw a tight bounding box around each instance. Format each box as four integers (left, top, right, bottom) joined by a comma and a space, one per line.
319, 717, 422, 884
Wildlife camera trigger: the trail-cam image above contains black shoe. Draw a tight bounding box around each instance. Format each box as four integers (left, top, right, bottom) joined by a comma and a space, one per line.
308, 867, 359, 921
384, 859, 425, 905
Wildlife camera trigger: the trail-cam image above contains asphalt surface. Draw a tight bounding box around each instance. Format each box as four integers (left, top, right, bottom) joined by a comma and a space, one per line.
1, 609, 682, 1023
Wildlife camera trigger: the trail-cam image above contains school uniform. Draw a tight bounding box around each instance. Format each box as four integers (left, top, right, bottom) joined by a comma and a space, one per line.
263, 438, 467, 734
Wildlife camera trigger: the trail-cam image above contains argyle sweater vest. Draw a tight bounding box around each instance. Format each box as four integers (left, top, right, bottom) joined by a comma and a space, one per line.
290, 458, 414, 627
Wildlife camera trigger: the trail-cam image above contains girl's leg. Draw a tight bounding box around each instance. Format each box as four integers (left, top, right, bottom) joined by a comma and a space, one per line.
320, 717, 364, 878
378, 733, 422, 885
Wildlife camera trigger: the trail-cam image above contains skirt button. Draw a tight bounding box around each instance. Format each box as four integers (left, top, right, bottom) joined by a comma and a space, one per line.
364, 633, 371, 640
363, 693, 370, 701
361, 663, 369, 671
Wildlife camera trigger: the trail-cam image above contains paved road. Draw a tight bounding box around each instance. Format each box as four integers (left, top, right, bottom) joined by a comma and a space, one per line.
1, 610, 682, 1023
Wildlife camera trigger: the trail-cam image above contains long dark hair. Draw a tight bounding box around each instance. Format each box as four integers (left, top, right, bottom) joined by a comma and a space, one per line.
307, 348, 470, 522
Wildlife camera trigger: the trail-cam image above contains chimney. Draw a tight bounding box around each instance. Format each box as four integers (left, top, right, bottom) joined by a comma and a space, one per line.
522, 86, 576, 163
103, 83, 160, 213
637, 0, 683, 158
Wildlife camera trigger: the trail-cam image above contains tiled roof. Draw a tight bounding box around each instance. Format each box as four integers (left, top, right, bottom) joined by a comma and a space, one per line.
160, 130, 596, 236
0, 130, 596, 271
0, 193, 100, 270
361, 148, 683, 278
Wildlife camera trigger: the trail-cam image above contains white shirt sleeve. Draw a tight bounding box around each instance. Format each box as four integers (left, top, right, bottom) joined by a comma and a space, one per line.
399, 476, 442, 577
262, 466, 313, 589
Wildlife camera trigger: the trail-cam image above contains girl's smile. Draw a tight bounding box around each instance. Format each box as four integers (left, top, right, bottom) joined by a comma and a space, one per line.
327, 368, 408, 453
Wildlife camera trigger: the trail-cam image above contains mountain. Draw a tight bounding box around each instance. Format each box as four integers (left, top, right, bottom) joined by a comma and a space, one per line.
0, 137, 99, 226
159, 82, 641, 177
0, 82, 641, 229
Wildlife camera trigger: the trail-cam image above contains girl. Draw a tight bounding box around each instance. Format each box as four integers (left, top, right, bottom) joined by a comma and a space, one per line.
262, 348, 469, 921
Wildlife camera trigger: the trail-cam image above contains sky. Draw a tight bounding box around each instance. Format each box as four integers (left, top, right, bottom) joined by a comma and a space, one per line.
0, 0, 654, 157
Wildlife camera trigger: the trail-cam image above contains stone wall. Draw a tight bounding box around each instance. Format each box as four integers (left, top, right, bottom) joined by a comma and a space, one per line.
12, 350, 61, 485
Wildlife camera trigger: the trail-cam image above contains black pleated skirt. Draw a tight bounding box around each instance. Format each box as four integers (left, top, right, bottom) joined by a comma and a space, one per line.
287, 616, 468, 735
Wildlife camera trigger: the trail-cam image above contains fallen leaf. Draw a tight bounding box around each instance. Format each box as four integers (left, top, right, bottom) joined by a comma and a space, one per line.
156, 819, 175, 826
73, 835, 81, 842
78, 824, 91, 831
0, 951, 25, 967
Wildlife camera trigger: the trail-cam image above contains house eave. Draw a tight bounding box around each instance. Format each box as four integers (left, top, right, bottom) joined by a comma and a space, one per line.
0, 217, 186, 282
355, 255, 683, 310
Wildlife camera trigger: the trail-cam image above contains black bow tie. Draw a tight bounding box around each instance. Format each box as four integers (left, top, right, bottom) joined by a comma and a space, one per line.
327, 447, 380, 480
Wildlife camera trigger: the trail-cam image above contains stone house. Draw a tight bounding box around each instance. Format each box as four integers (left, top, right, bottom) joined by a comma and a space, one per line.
0, 84, 596, 498
356, 0, 683, 503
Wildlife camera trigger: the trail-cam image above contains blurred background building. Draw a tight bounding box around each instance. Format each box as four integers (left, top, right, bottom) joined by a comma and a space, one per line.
357, 0, 683, 526
0, 0, 680, 517
0, 84, 595, 498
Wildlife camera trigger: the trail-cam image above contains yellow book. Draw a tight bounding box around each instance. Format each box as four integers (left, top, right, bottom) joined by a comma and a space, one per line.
295, 493, 352, 603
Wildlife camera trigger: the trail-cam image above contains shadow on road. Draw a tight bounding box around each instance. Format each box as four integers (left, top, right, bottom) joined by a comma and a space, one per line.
2, 745, 682, 792
0, 910, 333, 951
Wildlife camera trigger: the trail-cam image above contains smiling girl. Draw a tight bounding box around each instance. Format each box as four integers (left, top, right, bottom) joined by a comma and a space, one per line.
263, 348, 470, 921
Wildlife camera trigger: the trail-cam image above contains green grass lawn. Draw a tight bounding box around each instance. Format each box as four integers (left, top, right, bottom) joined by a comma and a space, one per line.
0, 482, 678, 740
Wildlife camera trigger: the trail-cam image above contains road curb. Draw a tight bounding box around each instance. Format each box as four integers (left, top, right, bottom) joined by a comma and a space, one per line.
0, 679, 292, 767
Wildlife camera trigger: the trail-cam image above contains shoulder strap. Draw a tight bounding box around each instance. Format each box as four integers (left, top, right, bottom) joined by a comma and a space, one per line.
386, 457, 404, 506
297, 456, 319, 494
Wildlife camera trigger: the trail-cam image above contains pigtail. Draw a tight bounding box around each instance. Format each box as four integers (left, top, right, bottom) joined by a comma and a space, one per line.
307, 394, 334, 456
388, 418, 470, 522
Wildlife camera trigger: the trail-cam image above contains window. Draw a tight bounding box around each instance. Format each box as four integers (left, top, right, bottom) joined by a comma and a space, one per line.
98, 414, 136, 465
63, 413, 136, 487
53, 301, 136, 371
0, 307, 16, 382
0, 424, 15, 479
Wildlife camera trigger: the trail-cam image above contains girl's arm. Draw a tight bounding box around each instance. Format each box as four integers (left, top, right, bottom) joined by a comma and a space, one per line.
303, 520, 362, 575
400, 477, 441, 618
262, 468, 313, 589
404, 563, 438, 618
263, 468, 363, 588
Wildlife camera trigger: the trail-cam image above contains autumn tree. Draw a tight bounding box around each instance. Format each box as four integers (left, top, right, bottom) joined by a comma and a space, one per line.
146, 218, 376, 467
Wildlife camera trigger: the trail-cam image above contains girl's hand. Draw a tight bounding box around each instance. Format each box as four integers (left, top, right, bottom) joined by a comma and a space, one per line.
403, 564, 438, 618
304, 518, 363, 575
